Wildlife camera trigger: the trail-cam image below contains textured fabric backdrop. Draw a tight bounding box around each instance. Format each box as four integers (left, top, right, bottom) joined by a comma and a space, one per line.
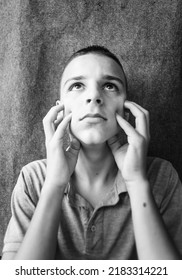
0, 0, 182, 254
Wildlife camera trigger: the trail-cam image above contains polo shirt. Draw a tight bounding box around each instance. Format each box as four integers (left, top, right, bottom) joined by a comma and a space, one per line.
2, 157, 182, 259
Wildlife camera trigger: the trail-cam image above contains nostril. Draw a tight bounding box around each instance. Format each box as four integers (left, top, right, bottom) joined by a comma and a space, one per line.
86, 98, 102, 104
96, 99, 101, 104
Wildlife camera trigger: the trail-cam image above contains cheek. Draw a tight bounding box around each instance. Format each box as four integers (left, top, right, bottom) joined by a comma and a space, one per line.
112, 98, 125, 117
62, 99, 80, 133
111, 99, 125, 134
63, 95, 82, 116
62, 99, 73, 116
63, 96, 84, 120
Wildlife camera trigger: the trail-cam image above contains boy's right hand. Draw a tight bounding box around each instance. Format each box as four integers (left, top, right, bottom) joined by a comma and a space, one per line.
43, 103, 80, 190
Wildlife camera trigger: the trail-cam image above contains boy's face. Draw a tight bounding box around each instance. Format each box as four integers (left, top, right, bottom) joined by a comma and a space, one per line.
60, 53, 126, 145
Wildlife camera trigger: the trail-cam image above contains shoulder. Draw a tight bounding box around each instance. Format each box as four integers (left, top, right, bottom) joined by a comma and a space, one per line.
147, 157, 181, 207
13, 159, 47, 202
147, 157, 179, 183
147, 156, 173, 174
21, 159, 47, 178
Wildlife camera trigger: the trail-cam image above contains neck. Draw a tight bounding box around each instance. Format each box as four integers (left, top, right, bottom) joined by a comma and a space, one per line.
73, 142, 118, 188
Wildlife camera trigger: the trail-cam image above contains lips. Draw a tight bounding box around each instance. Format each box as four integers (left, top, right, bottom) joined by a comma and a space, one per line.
80, 113, 107, 121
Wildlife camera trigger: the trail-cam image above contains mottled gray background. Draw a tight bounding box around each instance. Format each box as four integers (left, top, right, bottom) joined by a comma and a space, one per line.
0, 0, 182, 255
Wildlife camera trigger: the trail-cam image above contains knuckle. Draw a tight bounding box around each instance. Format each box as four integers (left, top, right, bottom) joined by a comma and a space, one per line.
145, 109, 149, 115
136, 135, 146, 146
43, 106, 58, 122
42, 119, 46, 129
145, 110, 150, 118
43, 115, 48, 125
42, 119, 46, 127
140, 113, 145, 120
50, 105, 57, 112
45, 140, 49, 150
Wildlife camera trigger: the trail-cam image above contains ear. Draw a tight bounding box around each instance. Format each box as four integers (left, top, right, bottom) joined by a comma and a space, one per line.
56, 100, 61, 106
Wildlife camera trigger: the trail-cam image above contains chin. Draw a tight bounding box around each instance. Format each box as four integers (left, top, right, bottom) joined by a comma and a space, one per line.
71, 122, 120, 144
72, 128, 99, 142
79, 136, 107, 146
74, 130, 117, 146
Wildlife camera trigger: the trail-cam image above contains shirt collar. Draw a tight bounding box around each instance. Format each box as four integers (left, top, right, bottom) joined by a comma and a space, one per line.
115, 170, 127, 194
64, 169, 127, 208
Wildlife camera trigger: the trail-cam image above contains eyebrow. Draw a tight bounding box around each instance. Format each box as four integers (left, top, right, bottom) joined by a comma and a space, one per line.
102, 75, 125, 86
63, 76, 86, 87
63, 75, 125, 87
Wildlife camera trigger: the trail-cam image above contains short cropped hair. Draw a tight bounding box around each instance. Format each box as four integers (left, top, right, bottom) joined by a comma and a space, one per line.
61, 45, 128, 91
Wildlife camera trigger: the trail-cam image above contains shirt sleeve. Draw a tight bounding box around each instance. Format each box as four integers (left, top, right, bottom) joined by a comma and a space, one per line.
149, 158, 182, 257
2, 164, 41, 255
161, 162, 182, 257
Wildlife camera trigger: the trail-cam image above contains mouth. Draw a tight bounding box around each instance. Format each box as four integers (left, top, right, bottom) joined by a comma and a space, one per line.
80, 113, 107, 121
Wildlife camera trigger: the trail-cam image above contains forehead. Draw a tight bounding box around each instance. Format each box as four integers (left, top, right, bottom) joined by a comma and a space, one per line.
61, 53, 125, 86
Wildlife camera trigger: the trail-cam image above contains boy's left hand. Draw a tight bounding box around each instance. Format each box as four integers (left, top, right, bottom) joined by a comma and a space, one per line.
108, 101, 150, 186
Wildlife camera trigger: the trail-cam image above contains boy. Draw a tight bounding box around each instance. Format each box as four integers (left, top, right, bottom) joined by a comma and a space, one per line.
2, 46, 182, 259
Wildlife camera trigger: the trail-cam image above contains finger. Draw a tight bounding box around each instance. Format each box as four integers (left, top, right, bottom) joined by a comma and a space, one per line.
54, 110, 64, 127
125, 101, 148, 114
116, 114, 140, 140
126, 101, 150, 134
124, 101, 150, 140
43, 104, 64, 143
66, 137, 80, 155
107, 135, 121, 152
54, 113, 72, 141
44, 103, 64, 123
70, 137, 80, 151
66, 126, 81, 153
124, 101, 150, 125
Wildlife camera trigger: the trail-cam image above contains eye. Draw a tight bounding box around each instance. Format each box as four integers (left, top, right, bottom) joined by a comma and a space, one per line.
104, 83, 118, 92
69, 82, 84, 91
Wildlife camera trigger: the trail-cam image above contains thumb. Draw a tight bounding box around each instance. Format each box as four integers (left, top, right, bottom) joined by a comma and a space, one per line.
66, 135, 80, 155
68, 129, 80, 151
107, 135, 121, 153
70, 137, 80, 151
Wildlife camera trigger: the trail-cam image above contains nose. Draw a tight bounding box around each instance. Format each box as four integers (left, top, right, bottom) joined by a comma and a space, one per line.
86, 85, 103, 105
